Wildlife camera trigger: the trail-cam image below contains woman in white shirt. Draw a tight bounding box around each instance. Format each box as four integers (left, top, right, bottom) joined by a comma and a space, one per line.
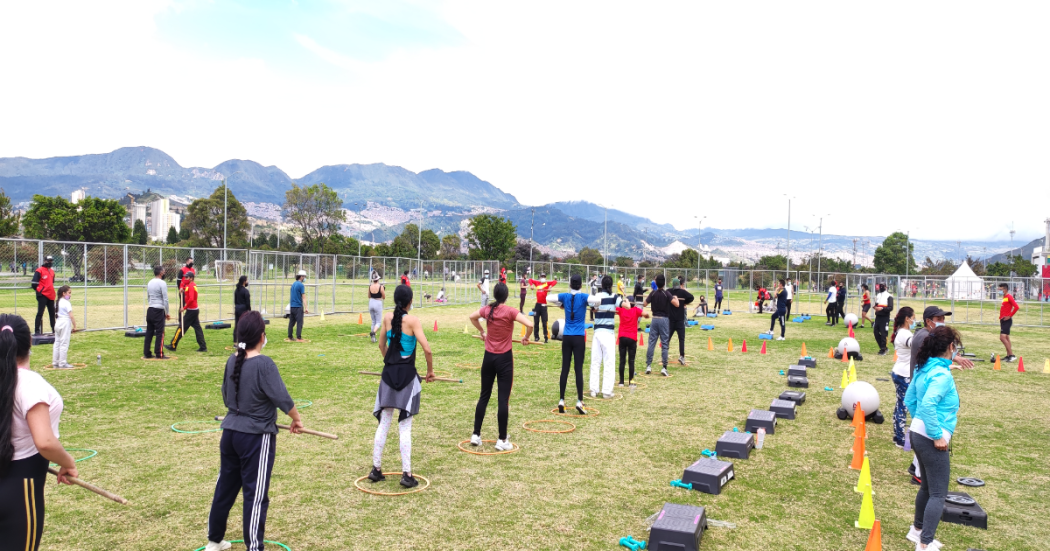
824, 282, 838, 326
890, 306, 917, 448
0, 314, 78, 551
52, 285, 76, 369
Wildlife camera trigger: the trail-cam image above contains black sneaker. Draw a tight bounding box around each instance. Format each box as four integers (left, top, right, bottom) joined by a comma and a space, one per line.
1004, 355, 1018, 362
544, 338, 548, 343
907, 463, 916, 476
164, 344, 175, 352
558, 402, 565, 414
533, 337, 540, 342
143, 354, 154, 359
400, 472, 419, 488
878, 349, 888, 356
367, 467, 385, 483
197, 348, 207, 353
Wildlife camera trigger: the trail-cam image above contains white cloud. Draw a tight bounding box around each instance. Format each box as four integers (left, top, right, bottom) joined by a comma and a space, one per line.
1, 1, 1048, 241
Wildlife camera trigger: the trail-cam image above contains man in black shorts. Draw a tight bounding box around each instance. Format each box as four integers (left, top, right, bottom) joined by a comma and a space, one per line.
998, 283, 1020, 361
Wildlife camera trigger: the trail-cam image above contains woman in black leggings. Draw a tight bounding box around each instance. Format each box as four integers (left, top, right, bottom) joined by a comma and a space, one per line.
551, 275, 590, 414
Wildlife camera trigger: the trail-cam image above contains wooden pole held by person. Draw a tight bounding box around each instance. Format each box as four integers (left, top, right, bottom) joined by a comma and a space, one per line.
47, 467, 128, 505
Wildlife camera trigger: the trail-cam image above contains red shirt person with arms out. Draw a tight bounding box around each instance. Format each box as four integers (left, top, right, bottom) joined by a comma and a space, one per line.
527, 274, 558, 342
31, 255, 57, 334
997, 282, 1020, 362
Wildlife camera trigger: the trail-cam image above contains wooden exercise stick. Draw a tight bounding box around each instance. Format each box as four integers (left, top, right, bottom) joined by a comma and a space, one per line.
47, 467, 128, 505
358, 371, 462, 383
213, 416, 339, 440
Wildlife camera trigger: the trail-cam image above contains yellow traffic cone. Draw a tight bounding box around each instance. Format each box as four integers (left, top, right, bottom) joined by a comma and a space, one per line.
841, 368, 849, 389
848, 359, 857, 384
854, 456, 874, 494
855, 486, 875, 529
727, 338, 734, 352
520, 324, 528, 338
1044, 359, 1050, 374
463, 323, 471, 335
320, 310, 326, 322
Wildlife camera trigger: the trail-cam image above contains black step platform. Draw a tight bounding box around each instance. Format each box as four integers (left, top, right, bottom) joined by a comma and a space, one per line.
787, 365, 807, 378
787, 375, 809, 388
769, 399, 797, 420
649, 503, 707, 551
797, 358, 817, 368
682, 456, 734, 495
941, 492, 987, 530
205, 323, 232, 330
745, 409, 777, 435
715, 431, 754, 459
31, 334, 56, 346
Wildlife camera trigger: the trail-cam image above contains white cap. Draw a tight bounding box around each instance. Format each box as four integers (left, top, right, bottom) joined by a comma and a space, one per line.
297, 270, 307, 277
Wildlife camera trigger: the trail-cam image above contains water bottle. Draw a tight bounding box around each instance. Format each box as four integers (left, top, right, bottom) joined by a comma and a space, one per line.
903, 430, 911, 452
756, 427, 766, 449
96, 354, 101, 366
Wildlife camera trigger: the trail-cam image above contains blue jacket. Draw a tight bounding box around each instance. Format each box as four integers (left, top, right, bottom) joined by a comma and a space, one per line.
904, 357, 959, 440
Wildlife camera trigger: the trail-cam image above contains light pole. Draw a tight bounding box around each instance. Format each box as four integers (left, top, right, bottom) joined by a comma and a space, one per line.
694, 215, 706, 283
529, 208, 535, 265
784, 195, 793, 281
354, 203, 363, 257
417, 201, 424, 278
603, 204, 608, 273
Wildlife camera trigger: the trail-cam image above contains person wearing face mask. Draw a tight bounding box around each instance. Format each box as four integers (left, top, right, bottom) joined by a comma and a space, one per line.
904, 325, 964, 551
30, 255, 56, 335
176, 257, 196, 333
233, 276, 251, 344
890, 307, 917, 448
204, 311, 304, 551
527, 273, 558, 343
873, 283, 894, 355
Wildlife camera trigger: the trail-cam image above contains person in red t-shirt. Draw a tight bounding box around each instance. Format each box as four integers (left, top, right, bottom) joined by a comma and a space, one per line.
467, 283, 533, 451
998, 282, 1020, 361
167, 272, 207, 352
31, 255, 57, 334
527, 274, 558, 342
616, 299, 650, 389
860, 284, 872, 328
400, 270, 411, 287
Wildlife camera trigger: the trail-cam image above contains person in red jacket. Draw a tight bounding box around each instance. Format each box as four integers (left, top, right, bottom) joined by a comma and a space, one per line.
167, 272, 207, 353
998, 282, 1020, 362
400, 270, 411, 287
176, 257, 196, 329
31, 255, 56, 334
528, 273, 558, 342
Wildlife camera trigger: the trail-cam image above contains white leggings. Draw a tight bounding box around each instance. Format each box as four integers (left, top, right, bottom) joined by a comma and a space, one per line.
373, 408, 412, 473
369, 299, 384, 334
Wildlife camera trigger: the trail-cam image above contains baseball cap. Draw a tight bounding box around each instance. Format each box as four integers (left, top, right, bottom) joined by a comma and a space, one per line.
296, 270, 307, 277
922, 306, 952, 320
45, 255, 54, 261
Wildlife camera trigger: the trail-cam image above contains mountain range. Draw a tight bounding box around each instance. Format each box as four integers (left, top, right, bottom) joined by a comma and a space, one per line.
0, 146, 1032, 263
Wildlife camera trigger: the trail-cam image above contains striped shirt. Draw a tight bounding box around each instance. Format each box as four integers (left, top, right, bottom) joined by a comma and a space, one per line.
589, 292, 622, 332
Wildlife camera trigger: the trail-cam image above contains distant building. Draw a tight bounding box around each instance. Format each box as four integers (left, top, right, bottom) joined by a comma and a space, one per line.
149, 198, 171, 240
132, 203, 147, 229
71, 189, 86, 204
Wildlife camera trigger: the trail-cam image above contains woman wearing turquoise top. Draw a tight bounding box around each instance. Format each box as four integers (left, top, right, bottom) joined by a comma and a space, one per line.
904, 326, 962, 551
367, 285, 435, 489
550, 274, 591, 415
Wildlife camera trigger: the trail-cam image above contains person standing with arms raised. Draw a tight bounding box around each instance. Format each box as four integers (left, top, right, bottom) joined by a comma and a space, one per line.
527, 273, 558, 343
0, 314, 79, 551
549, 275, 589, 414
668, 279, 694, 365
30, 255, 56, 335
287, 270, 308, 342
588, 275, 622, 398
644, 274, 680, 376
144, 265, 171, 359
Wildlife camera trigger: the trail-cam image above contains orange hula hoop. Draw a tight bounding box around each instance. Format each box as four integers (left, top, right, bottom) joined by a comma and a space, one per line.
522, 420, 576, 434
354, 473, 431, 496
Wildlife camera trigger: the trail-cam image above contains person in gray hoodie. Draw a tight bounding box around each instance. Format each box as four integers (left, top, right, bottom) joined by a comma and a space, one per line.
144, 265, 171, 359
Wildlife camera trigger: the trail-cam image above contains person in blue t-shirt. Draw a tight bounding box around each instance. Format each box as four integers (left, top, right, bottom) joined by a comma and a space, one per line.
287, 270, 309, 341
549, 274, 590, 414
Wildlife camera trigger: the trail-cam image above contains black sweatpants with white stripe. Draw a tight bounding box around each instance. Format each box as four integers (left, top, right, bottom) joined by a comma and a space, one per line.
0, 454, 47, 551
208, 429, 275, 551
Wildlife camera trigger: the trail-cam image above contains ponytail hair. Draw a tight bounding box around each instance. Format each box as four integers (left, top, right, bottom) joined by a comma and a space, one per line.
230, 311, 266, 412
601, 275, 613, 294
237, 275, 248, 288
488, 283, 509, 322
915, 325, 961, 370
390, 285, 413, 354
0, 314, 32, 475
891, 306, 914, 344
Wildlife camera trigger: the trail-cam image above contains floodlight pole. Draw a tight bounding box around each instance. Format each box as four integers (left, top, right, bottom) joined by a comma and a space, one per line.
529, 208, 535, 264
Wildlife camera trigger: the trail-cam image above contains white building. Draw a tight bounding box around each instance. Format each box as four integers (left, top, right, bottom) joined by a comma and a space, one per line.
1032, 218, 1050, 266
71, 189, 86, 204
132, 203, 147, 228
149, 198, 171, 240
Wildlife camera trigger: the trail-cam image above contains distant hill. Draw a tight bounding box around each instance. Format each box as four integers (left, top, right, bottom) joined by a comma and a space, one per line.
542, 201, 678, 234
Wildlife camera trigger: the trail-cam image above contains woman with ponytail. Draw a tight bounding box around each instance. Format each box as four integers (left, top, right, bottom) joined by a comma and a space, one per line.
549, 274, 591, 414
204, 311, 303, 551
468, 283, 533, 451
0, 314, 77, 551
368, 285, 435, 489
367, 271, 386, 343
904, 325, 962, 551
890, 306, 917, 448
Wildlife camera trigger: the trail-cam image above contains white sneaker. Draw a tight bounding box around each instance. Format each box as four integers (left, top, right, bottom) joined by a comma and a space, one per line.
776, 337, 785, 341
205, 542, 232, 551
494, 439, 514, 451
602, 392, 615, 399
661, 368, 669, 377
470, 434, 482, 446
906, 527, 942, 549
590, 390, 597, 398
645, 365, 652, 374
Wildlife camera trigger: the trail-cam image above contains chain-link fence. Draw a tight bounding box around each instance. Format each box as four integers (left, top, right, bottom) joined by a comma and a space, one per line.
513, 260, 1050, 327
0, 239, 498, 331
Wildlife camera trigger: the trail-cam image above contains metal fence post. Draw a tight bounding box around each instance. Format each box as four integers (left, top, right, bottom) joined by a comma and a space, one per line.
83, 244, 88, 329
123, 244, 129, 328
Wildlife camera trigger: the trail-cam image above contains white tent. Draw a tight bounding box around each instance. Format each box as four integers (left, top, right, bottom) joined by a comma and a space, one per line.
945, 262, 985, 300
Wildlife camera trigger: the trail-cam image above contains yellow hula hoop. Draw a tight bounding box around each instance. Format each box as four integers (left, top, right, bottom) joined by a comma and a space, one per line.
354, 473, 431, 496
599, 392, 624, 401
454, 362, 480, 369
522, 420, 576, 434
550, 406, 600, 417
457, 439, 520, 455
433, 370, 452, 379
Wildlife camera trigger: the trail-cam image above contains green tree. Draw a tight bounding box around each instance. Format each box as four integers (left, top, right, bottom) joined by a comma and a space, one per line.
132, 220, 148, 245
578, 247, 603, 266
466, 214, 517, 261
873, 232, 916, 274
178, 226, 191, 241
440, 234, 462, 259
615, 256, 634, 267
1008, 254, 1037, 277
23, 195, 131, 244
284, 183, 346, 253
965, 256, 986, 276
756, 254, 787, 271
0, 188, 20, 237
987, 261, 1010, 277
166, 226, 179, 245
919, 257, 957, 276
677, 249, 700, 269
268, 233, 279, 249
184, 184, 249, 248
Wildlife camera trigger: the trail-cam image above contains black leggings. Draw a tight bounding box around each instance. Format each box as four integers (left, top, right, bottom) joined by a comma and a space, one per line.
474, 350, 514, 440
560, 335, 585, 401
35, 295, 55, 334
519, 290, 527, 312
826, 304, 838, 325
714, 297, 723, 311
770, 310, 785, 337
671, 320, 686, 357
618, 337, 637, 384
0, 453, 47, 551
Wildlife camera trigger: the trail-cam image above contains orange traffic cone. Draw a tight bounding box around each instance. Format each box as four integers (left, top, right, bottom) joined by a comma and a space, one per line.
994, 354, 1002, 370
828, 347, 835, 358
848, 321, 855, 338
854, 415, 867, 440
842, 349, 849, 363
893, 350, 898, 361
358, 313, 363, 324
760, 341, 767, 355
639, 332, 645, 346
433, 320, 438, 332
728, 338, 734, 352
852, 402, 866, 428
850, 435, 866, 470
800, 342, 807, 357
1018, 357, 1025, 372
863, 519, 882, 550
707, 337, 714, 351
741, 340, 748, 353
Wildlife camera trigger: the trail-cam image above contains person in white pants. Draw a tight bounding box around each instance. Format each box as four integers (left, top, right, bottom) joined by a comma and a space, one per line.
588, 275, 622, 398
53, 285, 76, 368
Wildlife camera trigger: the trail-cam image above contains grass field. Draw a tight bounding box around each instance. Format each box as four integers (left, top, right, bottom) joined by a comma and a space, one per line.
24, 298, 1050, 551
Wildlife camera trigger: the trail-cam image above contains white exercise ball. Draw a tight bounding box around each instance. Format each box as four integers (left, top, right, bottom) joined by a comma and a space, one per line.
837, 337, 860, 355
844, 313, 859, 327
841, 381, 880, 415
